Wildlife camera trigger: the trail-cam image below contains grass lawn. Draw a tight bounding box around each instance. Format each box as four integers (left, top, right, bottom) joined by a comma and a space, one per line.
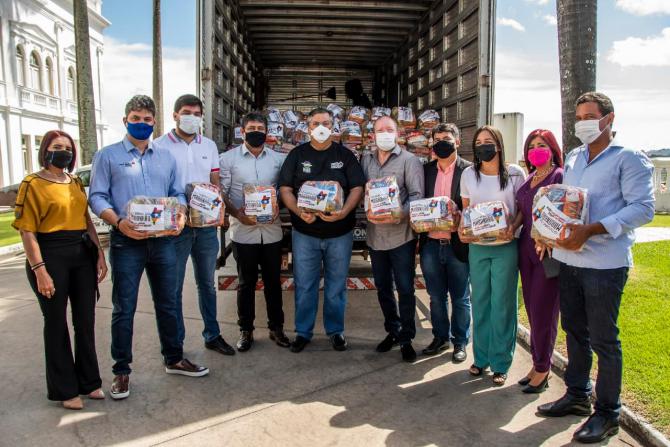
644, 214, 670, 227
0, 211, 20, 247
518, 240, 670, 436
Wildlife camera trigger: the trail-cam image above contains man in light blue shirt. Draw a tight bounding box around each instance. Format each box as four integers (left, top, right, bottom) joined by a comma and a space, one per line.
538, 92, 655, 444
89, 95, 209, 401
219, 112, 289, 352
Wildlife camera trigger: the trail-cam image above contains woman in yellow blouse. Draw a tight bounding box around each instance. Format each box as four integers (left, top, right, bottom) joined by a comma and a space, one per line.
13, 130, 107, 410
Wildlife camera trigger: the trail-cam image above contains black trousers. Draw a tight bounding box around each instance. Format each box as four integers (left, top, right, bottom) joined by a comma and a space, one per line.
27, 232, 101, 401
232, 240, 284, 331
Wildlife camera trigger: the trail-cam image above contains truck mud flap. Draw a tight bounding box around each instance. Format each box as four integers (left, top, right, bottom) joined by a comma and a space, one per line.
218, 276, 427, 291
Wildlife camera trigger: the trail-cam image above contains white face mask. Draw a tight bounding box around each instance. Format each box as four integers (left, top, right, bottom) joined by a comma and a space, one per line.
575, 116, 608, 145
178, 114, 202, 135
310, 124, 332, 144
375, 132, 397, 152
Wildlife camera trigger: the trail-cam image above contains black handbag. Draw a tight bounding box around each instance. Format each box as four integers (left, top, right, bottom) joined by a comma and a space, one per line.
541, 255, 561, 279
81, 233, 101, 300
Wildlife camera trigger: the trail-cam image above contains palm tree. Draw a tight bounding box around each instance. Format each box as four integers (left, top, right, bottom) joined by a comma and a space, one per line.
72, 0, 98, 165
153, 0, 164, 137
557, 0, 597, 152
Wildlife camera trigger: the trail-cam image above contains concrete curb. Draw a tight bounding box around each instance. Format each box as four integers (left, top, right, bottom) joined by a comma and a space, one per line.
0, 242, 23, 257
517, 324, 670, 447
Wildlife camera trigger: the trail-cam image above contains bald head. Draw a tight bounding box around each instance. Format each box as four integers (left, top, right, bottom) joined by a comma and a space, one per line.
373, 116, 398, 133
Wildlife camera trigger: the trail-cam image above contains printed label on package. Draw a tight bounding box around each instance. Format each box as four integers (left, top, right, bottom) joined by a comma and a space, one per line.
129, 203, 168, 231
298, 185, 329, 211
369, 186, 399, 213
532, 195, 573, 240
470, 206, 507, 236
245, 191, 274, 217
410, 199, 442, 220
189, 186, 222, 219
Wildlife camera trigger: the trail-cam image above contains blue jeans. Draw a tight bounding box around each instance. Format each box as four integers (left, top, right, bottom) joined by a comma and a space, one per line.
174, 226, 220, 344
109, 231, 183, 375
560, 264, 629, 420
369, 239, 417, 345
292, 230, 353, 340
420, 239, 471, 346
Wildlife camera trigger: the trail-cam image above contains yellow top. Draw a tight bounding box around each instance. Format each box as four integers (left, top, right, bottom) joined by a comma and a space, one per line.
12, 173, 88, 233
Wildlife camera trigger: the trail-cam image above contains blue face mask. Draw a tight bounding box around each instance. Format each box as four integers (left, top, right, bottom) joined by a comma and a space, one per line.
126, 122, 154, 140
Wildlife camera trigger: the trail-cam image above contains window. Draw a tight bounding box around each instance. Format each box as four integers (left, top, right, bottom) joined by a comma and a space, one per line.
22, 135, 31, 174
45, 58, 54, 95
16, 46, 25, 86
30, 51, 42, 91
67, 67, 76, 100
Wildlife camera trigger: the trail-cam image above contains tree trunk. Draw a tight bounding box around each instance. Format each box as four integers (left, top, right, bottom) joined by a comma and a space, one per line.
72, 0, 98, 165
556, 0, 597, 152
153, 0, 164, 137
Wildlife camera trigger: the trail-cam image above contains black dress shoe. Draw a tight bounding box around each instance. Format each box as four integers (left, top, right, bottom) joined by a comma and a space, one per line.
518, 376, 532, 386
290, 336, 310, 353
236, 331, 254, 352
401, 344, 417, 362
376, 334, 398, 353
537, 394, 592, 417
269, 329, 291, 348
205, 335, 236, 356
422, 337, 449, 356
522, 373, 550, 394
330, 334, 348, 351
573, 414, 619, 444
452, 344, 467, 363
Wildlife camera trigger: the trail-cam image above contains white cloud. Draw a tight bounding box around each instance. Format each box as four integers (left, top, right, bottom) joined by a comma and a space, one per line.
100, 37, 196, 146
615, 0, 670, 16
607, 28, 670, 67
525, 0, 550, 5
542, 14, 557, 26
497, 17, 526, 32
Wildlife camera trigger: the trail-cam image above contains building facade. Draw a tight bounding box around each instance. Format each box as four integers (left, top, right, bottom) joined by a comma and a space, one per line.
0, 0, 108, 187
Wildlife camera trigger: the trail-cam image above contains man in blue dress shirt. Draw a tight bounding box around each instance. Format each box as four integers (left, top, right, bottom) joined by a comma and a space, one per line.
537, 92, 655, 444
89, 95, 209, 401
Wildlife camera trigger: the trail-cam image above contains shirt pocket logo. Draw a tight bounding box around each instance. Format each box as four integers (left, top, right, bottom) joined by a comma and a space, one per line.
302, 161, 312, 173
330, 161, 344, 169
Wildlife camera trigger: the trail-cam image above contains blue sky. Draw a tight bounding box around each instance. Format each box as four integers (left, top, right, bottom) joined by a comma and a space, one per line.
100, 0, 670, 151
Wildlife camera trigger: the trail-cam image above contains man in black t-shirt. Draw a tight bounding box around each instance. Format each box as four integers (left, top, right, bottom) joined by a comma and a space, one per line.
279, 108, 365, 353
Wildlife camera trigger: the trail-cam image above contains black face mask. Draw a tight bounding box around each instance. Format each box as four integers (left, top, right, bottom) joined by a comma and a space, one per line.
46, 150, 73, 169
433, 140, 456, 159
245, 131, 266, 148
474, 144, 498, 162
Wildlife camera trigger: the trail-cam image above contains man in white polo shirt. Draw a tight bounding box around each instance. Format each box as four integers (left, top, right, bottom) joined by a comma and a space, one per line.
153, 94, 235, 356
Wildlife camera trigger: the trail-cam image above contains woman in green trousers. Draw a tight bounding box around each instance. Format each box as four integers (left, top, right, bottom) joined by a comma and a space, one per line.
459, 126, 526, 386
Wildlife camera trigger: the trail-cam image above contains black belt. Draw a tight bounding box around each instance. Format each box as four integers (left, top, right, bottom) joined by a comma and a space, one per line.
428, 237, 450, 245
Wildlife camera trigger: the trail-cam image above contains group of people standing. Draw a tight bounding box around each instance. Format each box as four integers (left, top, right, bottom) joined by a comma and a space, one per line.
13, 91, 654, 444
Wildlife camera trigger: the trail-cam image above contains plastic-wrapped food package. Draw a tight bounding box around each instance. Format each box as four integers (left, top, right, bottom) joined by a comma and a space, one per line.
531, 184, 588, 248
186, 183, 225, 227
396, 127, 407, 146
418, 109, 440, 130
365, 176, 403, 223
459, 201, 512, 246
126, 196, 181, 236
407, 130, 429, 151
331, 120, 342, 143
233, 126, 244, 145
292, 121, 310, 145
340, 120, 363, 145
392, 107, 417, 130
372, 107, 391, 120
297, 181, 344, 214
265, 122, 284, 149
410, 196, 459, 233
327, 103, 345, 120
348, 106, 370, 125
266, 107, 282, 123
243, 184, 278, 224
282, 110, 302, 129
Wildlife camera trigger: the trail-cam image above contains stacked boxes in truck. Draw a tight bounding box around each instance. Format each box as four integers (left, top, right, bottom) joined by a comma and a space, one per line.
197, 0, 495, 288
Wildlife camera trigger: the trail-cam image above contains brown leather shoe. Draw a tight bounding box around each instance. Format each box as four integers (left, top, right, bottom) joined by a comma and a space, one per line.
165, 358, 209, 377
110, 374, 130, 400
269, 328, 290, 347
